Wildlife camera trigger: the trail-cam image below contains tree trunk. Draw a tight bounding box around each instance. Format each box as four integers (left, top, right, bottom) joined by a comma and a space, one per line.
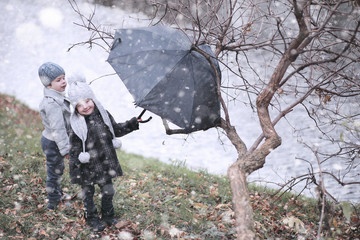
228, 161, 255, 240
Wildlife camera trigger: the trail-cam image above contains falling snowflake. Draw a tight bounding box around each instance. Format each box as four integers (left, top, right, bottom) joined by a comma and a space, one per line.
38, 7, 63, 29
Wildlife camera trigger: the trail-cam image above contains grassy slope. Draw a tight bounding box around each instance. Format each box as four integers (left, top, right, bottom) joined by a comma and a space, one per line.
0, 93, 358, 240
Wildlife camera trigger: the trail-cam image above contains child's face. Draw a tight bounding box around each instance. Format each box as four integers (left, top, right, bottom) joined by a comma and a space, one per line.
47, 75, 66, 92
76, 99, 95, 116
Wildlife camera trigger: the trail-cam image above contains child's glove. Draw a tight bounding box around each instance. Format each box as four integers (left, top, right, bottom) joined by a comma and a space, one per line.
78, 152, 90, 163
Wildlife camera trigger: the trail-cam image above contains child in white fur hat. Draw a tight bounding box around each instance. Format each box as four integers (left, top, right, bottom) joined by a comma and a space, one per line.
67, 75, 140, 232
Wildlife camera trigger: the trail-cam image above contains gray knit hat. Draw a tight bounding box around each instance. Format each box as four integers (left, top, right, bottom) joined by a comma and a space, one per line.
38, 62, 65, 86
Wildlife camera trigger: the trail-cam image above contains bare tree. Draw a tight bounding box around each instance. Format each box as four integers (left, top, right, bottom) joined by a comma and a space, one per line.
69, 0, 360, 238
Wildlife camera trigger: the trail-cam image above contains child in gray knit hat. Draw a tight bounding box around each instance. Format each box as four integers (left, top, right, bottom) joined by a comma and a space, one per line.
38, 62, 71, 210
67, 75, 140, 232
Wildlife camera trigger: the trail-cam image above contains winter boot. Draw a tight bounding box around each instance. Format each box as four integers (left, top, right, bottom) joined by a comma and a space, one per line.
47, 199, 61, 210
101, 195, 118, 226
102, 210, 118, 227
46, 202, 58, 210
84, 208, 105, 232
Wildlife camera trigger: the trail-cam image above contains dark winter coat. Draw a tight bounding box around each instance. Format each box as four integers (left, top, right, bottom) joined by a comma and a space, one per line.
69, 106, 139, 186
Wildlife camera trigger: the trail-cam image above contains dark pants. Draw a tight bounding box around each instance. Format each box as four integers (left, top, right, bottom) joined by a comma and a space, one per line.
41, 136, 65, 205
82, 179, 115, 219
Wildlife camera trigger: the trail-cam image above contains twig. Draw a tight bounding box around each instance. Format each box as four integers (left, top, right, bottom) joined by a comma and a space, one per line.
314, 149, 326, 240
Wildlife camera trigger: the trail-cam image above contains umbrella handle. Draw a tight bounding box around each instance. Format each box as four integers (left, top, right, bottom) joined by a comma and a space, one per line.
137, 109, 152, 123
137, 109, 147, 119
139, 116, 152, 123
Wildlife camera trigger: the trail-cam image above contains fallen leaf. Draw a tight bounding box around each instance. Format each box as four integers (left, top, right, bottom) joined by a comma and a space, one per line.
193, 202, 207, 209
215, 203, 231, 209
282, 216, 306, 232
115, 220, 131, 229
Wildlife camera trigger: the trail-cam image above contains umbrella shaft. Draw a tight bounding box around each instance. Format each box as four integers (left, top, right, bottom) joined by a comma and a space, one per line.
138, 109, 146, 119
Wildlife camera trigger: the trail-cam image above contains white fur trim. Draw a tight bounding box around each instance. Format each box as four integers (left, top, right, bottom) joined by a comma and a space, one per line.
78, 152, 90, 163
112, 139, 122, 149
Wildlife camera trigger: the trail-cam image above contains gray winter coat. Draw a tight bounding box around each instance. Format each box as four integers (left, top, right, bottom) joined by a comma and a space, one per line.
39, 88, 71, 156
69, 106, 139, 186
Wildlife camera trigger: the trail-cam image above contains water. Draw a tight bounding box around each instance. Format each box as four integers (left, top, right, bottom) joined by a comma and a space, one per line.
0, 0, 358, 203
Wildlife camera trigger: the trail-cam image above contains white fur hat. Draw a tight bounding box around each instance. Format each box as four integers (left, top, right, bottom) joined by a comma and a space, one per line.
68, 74, 122, 163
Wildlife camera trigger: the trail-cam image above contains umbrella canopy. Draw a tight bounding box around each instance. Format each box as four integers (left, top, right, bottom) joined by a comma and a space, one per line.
107, 25, 221, 133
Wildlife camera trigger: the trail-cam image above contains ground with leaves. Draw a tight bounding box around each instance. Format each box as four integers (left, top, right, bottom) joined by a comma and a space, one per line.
0, 93, 359, 239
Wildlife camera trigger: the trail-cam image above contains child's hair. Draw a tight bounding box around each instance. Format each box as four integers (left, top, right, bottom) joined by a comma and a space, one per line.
38, 62, 65, 86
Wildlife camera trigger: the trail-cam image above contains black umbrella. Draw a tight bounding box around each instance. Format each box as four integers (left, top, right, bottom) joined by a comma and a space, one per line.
107, 26, 221, 133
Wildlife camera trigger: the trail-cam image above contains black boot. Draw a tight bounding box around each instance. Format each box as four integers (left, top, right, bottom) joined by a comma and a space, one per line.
85, 208, 105, 232
101, 195, 118, 226
102, 208, 118, 227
